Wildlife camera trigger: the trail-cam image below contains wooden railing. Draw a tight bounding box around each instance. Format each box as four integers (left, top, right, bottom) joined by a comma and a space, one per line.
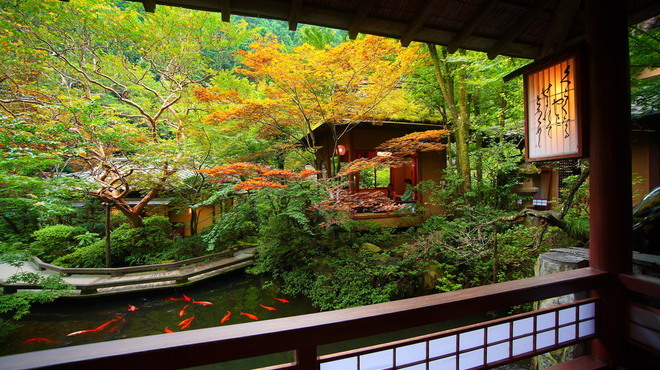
1, 247, 254, 295
619, 272, 660, 365
0, 268, 612, 369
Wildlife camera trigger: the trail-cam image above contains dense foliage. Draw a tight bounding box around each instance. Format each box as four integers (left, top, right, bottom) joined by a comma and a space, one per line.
0, 0, 655, 319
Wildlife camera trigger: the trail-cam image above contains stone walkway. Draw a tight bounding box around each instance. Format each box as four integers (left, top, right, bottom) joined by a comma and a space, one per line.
0, 248, 255, 297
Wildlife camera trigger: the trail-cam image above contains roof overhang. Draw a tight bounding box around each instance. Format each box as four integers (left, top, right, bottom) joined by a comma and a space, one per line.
112, 0, 660, 60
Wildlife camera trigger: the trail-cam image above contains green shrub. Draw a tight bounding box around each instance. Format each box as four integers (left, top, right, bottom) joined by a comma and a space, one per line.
29, 224, 87, 262
109, 215, 174, 266
52, 240, 105, 268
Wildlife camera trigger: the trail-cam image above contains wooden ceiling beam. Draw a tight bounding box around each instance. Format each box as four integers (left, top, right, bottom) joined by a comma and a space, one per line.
401, 0, 446, 47
289, 0, 303, 31
349, 0, 376, 40
447, 0, 500, 53
540, 0, 581, 57
487, 0, 553, 59
219, 0, 231, 22
142, 0, 156, 13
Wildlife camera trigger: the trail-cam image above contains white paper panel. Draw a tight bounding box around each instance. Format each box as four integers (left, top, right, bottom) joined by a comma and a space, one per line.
537, 312, 555, 330
558, 324, 577, 343
579, 319, 596, 337
579, 303, 595, 319
359, 349, 392, 370
536, 329, 555, 349
559, 307, 576, 325
630, 322, 660, 351
396, 342, 426, 366
630, 305, 660, 330
513, 318, 534, 336
512, 336, 534, 356
487, 342, 509, 363
487, 323, 510, 343
321, 357, 357, 370
404, 364, 426, 370
459, 328, 484, 351
429, 356, 456, 369
459, 348, 484, 370
429, 335, 456, 357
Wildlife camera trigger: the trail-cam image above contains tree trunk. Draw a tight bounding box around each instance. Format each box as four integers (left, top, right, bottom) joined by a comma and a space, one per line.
427, 44, 471, 194
189, 209, 198, 236
455, 50, 472, 193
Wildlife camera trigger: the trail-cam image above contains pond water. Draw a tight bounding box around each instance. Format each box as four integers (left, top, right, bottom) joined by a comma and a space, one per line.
2, 271, 317, 358
2, 271, 531, 369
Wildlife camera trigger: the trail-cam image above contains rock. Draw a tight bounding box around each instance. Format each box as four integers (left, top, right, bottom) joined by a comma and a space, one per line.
360, 242, 382, 253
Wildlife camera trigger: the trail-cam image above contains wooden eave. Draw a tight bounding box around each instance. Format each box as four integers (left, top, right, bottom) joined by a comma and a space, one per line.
100, 0, 660, 60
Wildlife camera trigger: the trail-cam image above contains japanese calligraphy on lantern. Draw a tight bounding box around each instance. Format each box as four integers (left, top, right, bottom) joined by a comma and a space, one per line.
524, 56, 583, 161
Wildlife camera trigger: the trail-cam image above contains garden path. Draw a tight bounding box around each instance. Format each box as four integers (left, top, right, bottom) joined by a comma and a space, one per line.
0, 248, 255, 297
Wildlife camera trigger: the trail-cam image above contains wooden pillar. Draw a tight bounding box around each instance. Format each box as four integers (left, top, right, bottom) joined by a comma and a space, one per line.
294, 346, 319, 370
585, 0, 632, 365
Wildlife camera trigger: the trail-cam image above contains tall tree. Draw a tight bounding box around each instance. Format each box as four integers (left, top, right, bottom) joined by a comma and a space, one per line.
0, 0, 255, 227
195, 35, 419, 177
426, 44, 472, 193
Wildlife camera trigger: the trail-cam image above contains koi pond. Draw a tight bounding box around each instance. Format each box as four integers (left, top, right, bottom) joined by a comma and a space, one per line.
2, 271, 315, 357
1, 271, 530, 369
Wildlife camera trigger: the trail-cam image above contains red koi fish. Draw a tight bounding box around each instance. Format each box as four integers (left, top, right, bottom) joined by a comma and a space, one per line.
165, 294, 192, 302
179, 316, 195, 330
93, 316, 123, 332
108, 318, 126, 334
193, 301, 213, 306
23, 338, 57, 344
274, 298, 289, 303
179, 304, 190, 317
164, 327, 174, 333
220, 311, 231, 323
259, 304, 277, 311
228, 296, 238, 301
240, 312, 259, 320
178, 316, 194, 327
128, 304, 138, 312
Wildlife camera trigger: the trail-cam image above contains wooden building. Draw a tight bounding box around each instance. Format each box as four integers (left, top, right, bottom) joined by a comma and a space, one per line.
5, 1, 659, 369
311, 120, 446, 226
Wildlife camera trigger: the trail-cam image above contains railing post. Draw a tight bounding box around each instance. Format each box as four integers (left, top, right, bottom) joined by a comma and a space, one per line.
585, 0, 632, 366
294, 346, 319, 370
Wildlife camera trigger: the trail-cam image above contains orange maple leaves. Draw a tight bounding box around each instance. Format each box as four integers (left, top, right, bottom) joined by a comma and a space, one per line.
376, 129, 450, 153
198, 162, 319, 191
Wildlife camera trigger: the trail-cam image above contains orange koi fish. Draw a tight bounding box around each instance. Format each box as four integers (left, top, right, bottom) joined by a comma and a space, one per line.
274, 298, 289, 303
128, 304, 138, 312
220, 311, 231, 323
259, 304, 277, 311
178, 316, 195, 328
179, 304, 190, 317
179, 316, 195, 330
164, 327, 174, 333
93, 316, 123, 332
193, 301, 213, 306
165, 294, 192, 302
239, 312, 259, 320
228, 296, 237, 301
